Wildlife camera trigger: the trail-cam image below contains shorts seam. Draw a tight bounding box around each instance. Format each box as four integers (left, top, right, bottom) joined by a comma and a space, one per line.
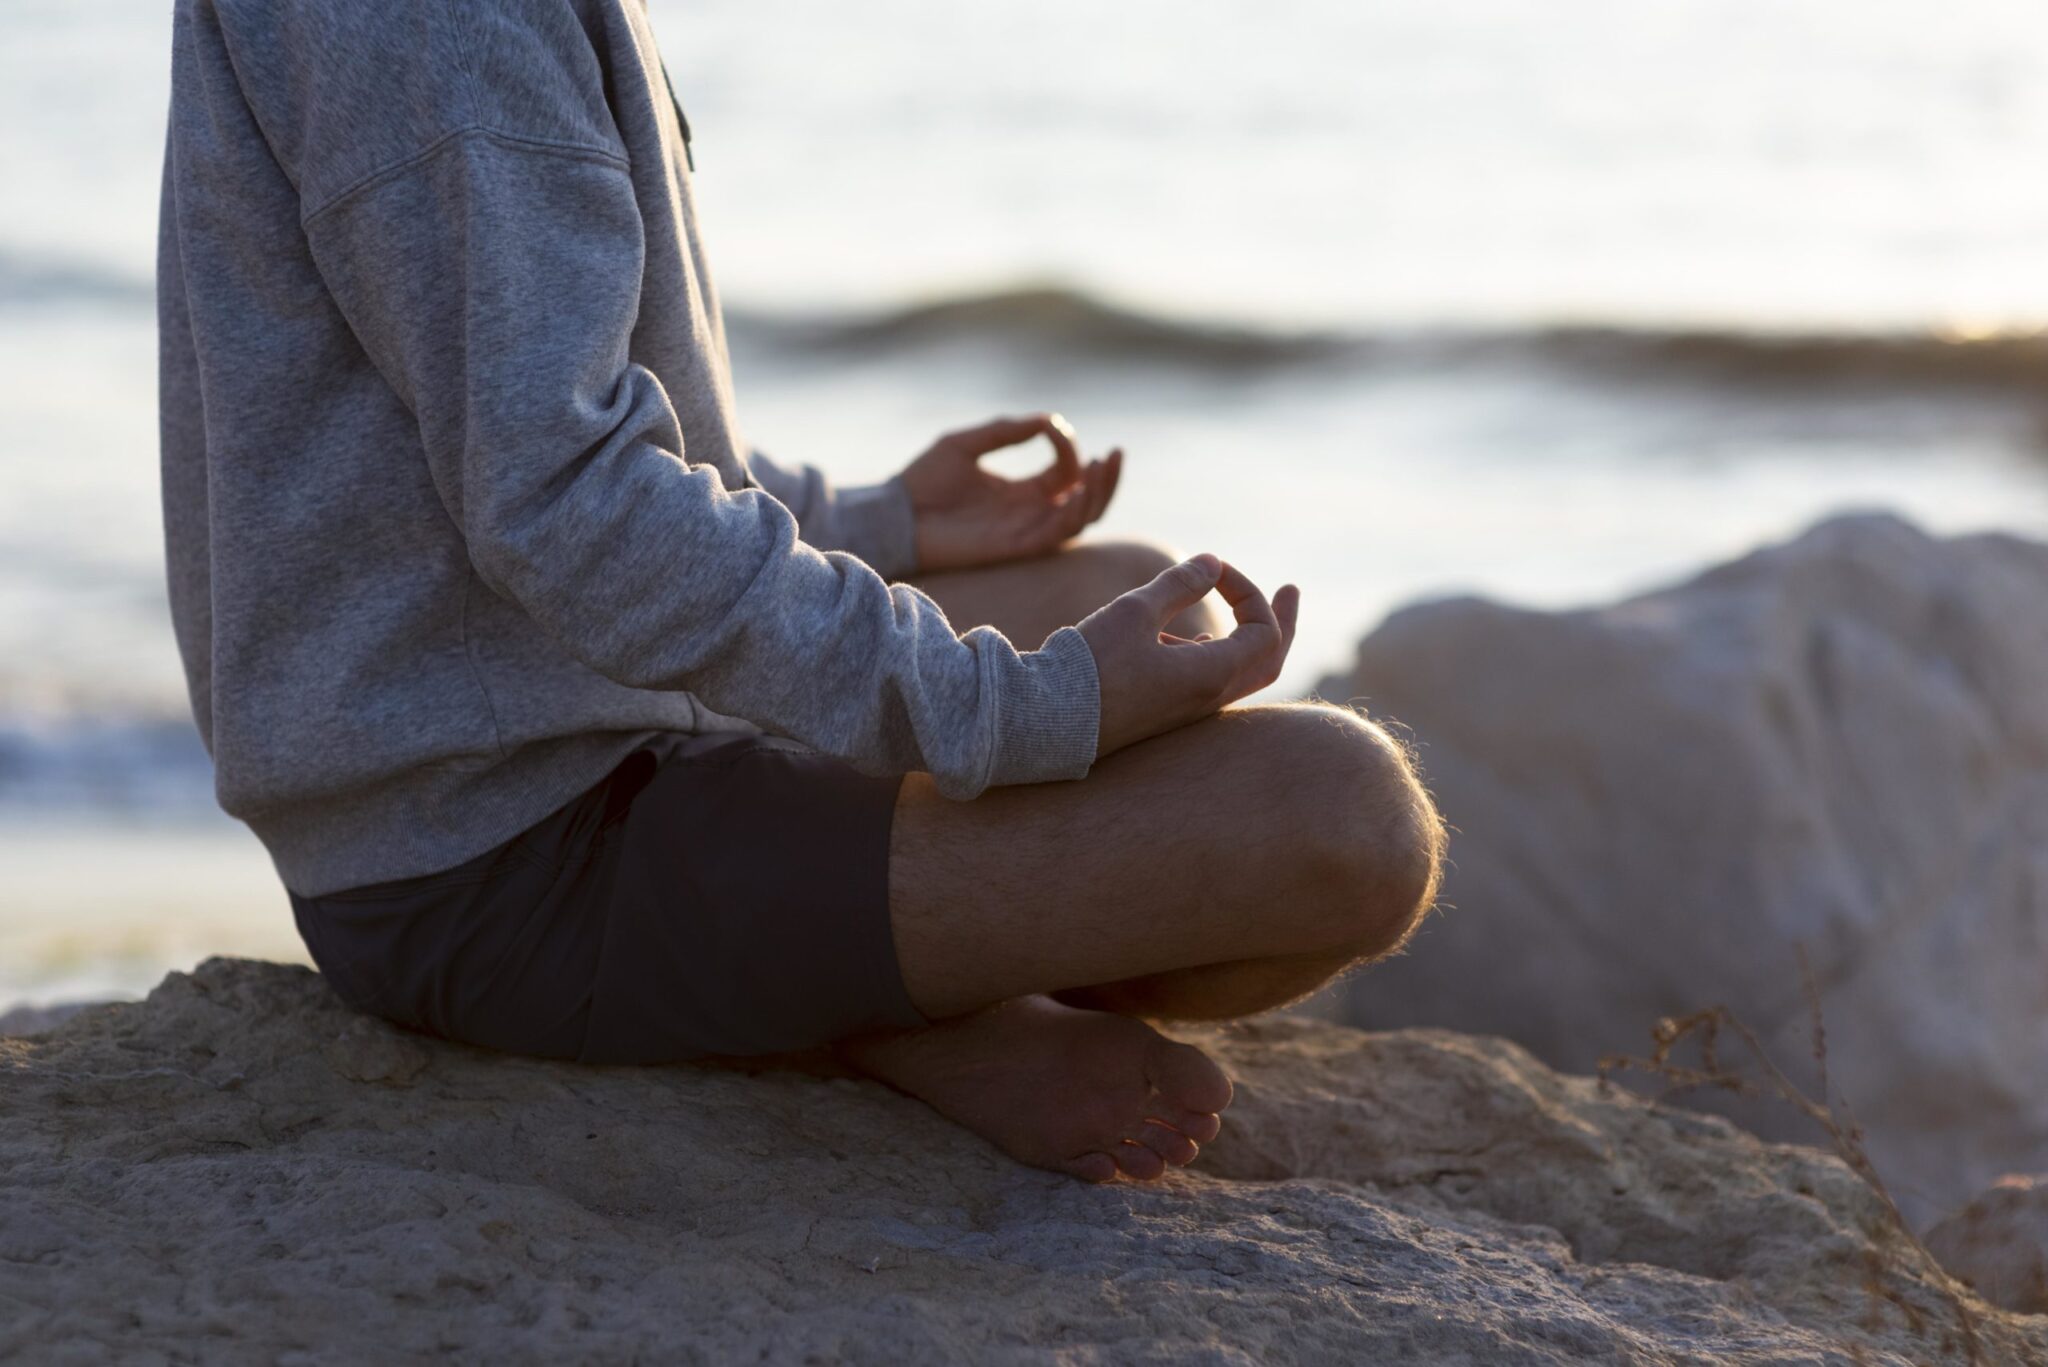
314, 868, 505, 903
665, 744, 760, 774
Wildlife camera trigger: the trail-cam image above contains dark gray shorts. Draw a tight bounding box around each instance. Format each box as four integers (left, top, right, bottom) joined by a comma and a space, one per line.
288, 733, 929, 1062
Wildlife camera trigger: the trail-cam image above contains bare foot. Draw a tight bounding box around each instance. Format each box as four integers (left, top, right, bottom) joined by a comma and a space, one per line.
836, 994, 1233, 1182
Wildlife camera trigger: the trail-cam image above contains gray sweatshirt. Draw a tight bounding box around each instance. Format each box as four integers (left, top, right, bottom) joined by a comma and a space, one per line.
159, 0, 1100, 896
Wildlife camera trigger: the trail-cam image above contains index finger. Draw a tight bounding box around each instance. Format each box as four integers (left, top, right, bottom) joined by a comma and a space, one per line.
1214, 560, 1280, 637
1203, 561, 1293, 689
1025, 413, 1084, 496
939, 413, 1081, 483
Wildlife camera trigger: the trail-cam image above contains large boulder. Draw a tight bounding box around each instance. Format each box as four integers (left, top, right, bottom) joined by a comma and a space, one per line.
1927, 1176, 2048, 1315
1314, 513, 2048, 1228
0, 1001, 96, 1037
1, 958, 2036, 1363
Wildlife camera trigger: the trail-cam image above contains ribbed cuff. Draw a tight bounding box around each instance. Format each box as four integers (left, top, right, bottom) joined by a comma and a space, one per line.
833, 476, 919, 580
981, 625, 1100, 789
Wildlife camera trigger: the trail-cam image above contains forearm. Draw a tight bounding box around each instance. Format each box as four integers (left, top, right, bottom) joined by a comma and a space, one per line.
463, 398, 1095, 795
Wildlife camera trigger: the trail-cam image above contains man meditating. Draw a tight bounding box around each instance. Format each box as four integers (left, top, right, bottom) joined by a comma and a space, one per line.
159, 0, 1445, 1184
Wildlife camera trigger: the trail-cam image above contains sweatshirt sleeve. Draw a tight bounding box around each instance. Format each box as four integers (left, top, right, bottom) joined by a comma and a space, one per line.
303, 130, 1096, 797
744, 449, 920, 580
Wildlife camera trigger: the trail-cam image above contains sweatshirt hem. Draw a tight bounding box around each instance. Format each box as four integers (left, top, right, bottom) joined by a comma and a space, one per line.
258, 731, 667, 897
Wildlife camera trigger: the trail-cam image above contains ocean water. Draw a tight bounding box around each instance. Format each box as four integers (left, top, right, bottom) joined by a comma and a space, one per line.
5, 0, 2048, 1010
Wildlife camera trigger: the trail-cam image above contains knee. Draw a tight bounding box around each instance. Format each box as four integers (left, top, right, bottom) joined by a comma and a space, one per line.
1074, 539, 1226, 638
1271, 705, 1445, 963
1075, 538, 1180, 593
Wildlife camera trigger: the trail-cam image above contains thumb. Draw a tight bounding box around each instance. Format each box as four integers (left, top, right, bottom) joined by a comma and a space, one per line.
1128, 553, 1222, 625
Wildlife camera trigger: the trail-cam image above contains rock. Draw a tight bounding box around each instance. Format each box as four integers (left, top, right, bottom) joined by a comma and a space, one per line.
0, 1000, 103, 1036
1314, 514, 2048, 1228
323, 1014, 431, 1085
1, 958, 2037, 1364
1927, 1176, 2048, 1315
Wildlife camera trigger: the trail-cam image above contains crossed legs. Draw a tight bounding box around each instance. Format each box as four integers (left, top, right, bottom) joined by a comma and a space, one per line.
832, 540, 1445, 1182
888, 700, 1442, 1021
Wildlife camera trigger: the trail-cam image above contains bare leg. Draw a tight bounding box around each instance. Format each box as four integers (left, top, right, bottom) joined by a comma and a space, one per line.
907, 539, 1432, 1019
909, 539, 1229, 648
839, 702, 1444, 1181
825, 535, 1442, 1183
886, 704, 1441, 1018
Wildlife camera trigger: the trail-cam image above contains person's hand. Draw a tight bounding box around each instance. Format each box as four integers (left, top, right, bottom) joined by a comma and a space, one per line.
1075, 554, 1300, 759
901, 413, 1122, 573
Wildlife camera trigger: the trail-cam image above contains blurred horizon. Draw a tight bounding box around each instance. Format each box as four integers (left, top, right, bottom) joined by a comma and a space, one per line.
5, 0, 2048, 1009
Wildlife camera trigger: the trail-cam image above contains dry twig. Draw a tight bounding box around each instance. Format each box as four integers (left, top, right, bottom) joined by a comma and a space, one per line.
1595, 945, 1982, 1364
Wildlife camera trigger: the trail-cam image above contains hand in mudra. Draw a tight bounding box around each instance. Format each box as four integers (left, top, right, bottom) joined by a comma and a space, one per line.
1077, 554, 1300, 759
902, 413, 1122, 573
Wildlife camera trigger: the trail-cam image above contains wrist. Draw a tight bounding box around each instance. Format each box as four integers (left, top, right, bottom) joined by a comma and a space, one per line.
841, 474, 919, 579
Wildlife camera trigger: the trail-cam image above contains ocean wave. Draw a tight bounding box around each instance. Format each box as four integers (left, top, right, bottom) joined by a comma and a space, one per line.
1482, 323, 2048, 396
12, 250, 2045, 398
735, 285, 1352, 370
734, 285, 2048, 397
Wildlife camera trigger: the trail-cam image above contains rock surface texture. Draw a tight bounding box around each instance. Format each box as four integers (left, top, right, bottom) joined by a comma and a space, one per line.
0, 1002, 93, 1038
1316, 514, 2048, 1231
2, 959, 2039, 1364
1928, 1176, 2048, 1317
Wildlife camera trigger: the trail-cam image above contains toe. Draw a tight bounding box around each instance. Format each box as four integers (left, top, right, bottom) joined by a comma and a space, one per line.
1170, 1110, 1223, 1145
1114, 1140, 1168, 1182
1063, 1151, 1119, 1183
1146, 1037, 1234, 1117
1132, 1118, 1199, 1167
